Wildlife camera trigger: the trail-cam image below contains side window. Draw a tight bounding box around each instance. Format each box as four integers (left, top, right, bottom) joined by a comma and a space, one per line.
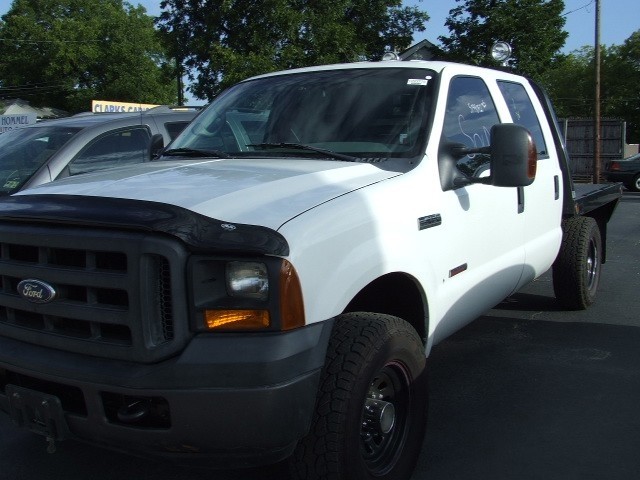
68, 127, 151, 176
442, 76, 500, 177
497, 81, 548, 158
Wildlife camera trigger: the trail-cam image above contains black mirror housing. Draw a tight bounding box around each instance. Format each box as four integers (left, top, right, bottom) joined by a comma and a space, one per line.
438, 124, 537, 191
150, 134, 165, 160
487, 123, 537, 187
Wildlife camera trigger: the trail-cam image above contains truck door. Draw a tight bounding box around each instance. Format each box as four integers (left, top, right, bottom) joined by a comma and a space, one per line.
495, 80, 564, 287
431, 74, 526, 342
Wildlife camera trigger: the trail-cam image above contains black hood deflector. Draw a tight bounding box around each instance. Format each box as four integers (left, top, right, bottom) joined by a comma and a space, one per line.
0, 195, 289, 256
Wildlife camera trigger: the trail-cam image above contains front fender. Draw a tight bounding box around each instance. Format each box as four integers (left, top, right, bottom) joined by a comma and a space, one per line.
278, 179, 437, 339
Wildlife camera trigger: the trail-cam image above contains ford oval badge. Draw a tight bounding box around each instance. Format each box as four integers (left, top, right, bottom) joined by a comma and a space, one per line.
17, 279, 57, 304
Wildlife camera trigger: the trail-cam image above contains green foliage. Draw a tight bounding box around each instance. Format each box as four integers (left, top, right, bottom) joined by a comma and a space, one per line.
439, 0, 567, 81
610, 32, 640, 143
438, 0, 639, 143
0, 0, 177, 112
540, 47, 593, 118
541, 33, 640, 143
157, 0, 429, 100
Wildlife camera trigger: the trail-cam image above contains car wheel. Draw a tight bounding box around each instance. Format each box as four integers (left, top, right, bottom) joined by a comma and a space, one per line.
630, 173, 640, 192
290, 312, 427, 480
552, 216, 602, 310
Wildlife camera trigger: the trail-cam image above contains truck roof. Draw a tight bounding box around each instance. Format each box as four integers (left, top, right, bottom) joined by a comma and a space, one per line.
244, 60, 520, 82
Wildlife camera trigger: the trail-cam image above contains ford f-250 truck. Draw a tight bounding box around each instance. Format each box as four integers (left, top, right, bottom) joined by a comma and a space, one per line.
0, 60, 622, 480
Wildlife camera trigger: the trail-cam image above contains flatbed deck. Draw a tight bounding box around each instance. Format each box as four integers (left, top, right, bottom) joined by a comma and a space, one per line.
572, 182, 623, 216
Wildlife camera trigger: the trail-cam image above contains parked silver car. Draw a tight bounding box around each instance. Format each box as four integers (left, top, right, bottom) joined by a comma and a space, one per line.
0, 106, 199, 195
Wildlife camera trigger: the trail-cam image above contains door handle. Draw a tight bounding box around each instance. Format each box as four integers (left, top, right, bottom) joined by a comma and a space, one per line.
517, 186, 524, 213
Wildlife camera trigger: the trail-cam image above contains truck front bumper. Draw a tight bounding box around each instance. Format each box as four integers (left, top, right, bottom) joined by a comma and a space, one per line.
0, 320, 333, 467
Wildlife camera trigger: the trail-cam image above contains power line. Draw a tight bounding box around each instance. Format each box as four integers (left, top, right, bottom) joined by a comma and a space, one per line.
0, 82, 73, 92
0, 37, 106, 44
0, 80, 71, 90
561, 1, 595, 17
0, 83, 75, 99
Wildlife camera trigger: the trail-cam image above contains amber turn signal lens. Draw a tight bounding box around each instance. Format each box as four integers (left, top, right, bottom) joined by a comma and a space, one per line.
204, 309, 270, 330
527, 136, 538, 179
279, 260, 305, 330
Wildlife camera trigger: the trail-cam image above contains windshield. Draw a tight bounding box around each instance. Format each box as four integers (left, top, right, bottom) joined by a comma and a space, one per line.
168, 67, 435, 162
0, 125, 80, 195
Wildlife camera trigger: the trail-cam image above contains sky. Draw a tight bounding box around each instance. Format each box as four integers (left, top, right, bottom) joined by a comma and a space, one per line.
406, 0, 638, 53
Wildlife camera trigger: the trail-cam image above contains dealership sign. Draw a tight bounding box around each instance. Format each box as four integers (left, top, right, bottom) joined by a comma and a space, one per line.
0, 113, 37, 133
92, 100, 159, 113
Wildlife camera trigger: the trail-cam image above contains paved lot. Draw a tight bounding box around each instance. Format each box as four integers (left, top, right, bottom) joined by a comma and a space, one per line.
419, 191, 640, 480
1, 191, 638, 480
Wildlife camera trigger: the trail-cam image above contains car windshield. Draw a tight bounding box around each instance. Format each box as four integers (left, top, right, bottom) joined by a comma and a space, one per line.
0, 125, 80, 195
167, 67, 435, 161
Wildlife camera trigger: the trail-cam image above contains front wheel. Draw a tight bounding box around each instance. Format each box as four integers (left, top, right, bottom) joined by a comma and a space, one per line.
290, 313, 428, 480
552, 216, 602, 310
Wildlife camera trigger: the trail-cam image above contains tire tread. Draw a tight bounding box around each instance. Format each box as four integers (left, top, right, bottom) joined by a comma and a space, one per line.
290, 313, 425, 480
552, 216, 601, 310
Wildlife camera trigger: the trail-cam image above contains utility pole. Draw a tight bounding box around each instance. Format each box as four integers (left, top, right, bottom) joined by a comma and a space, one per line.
176, 57, 184, 106
593, 0, 601, 183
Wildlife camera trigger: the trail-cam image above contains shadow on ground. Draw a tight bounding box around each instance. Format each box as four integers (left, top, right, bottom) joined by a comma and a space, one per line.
417, 316, 640, 480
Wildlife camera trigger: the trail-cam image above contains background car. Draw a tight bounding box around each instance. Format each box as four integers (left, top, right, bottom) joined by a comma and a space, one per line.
0, 106, 199, 196
605, 152, 640, 191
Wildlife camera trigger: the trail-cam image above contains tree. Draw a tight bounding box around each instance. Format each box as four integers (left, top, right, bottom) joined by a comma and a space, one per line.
439, 0, 567, 80
0, 0, 177, 112
608, 31, 640, 143
541, 31, 640, 144
157, 0, 429, 101
540, 48, 593, 118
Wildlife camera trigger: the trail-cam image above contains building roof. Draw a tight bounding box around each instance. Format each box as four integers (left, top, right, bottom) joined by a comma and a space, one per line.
0, 98, 68, 119
399, 39, 443, 61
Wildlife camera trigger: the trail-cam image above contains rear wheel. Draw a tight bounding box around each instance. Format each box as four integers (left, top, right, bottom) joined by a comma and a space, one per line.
629, 173, 640, 192
290, 312, 427, 480
552, 216, 602, 310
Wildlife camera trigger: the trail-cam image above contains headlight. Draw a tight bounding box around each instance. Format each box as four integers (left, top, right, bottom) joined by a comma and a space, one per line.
226, 261, 269, 300
191, 257, 304, 332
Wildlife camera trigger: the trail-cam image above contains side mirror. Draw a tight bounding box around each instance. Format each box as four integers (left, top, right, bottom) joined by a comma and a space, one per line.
487, 123, 537, 187
438, 123, 536, 190
149, 134, 165, 160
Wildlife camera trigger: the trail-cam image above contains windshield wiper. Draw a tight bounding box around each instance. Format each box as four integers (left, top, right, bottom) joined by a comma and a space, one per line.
161, 147, 230, 159
248, 142, 357, 162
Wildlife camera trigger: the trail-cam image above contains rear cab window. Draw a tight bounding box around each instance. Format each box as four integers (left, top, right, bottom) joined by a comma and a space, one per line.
496, 81, 548, 159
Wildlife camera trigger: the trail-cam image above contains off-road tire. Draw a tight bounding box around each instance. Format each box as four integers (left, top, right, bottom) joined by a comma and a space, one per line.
552, 216, 602, 310
290, 312, 428, 480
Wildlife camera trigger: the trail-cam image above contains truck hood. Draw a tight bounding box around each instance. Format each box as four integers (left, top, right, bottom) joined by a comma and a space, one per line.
18, 158, 400, 230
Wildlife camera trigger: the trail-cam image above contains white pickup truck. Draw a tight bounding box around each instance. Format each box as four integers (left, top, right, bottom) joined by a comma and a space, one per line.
0, 60, 621, 480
